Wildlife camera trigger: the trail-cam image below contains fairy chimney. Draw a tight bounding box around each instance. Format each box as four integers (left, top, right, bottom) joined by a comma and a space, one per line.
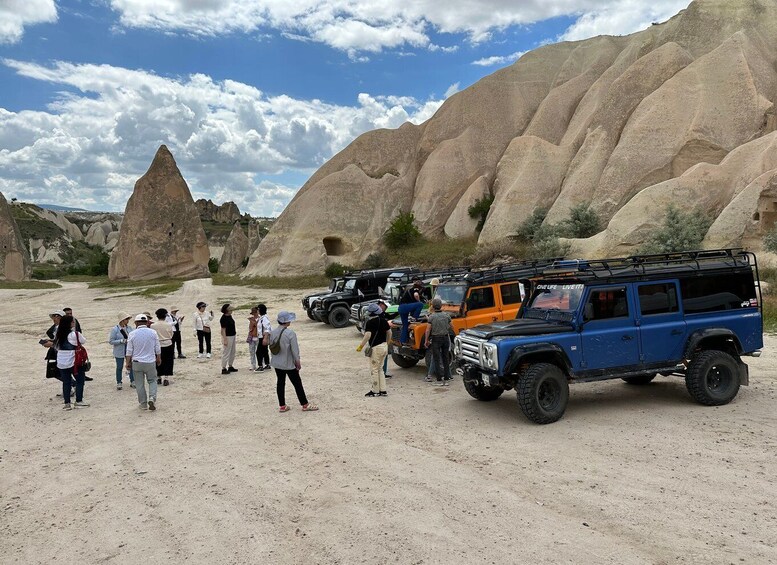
109, 145, 210, 280
219, 221, 250, 273
0, 192, 32, 281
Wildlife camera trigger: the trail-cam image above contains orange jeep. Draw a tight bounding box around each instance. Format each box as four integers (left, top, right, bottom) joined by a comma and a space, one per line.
388, 260, 559, 368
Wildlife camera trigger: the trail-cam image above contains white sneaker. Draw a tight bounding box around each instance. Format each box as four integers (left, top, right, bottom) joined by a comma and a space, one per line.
206, 353, 212, 359
139, 402, 147, 410
197, 353, 204, 359
74, 401, 90, 407
63, 403, 72, 410
116, 383, 122, 390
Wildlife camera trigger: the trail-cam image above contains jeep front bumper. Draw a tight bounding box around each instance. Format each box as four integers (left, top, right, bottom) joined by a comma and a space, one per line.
459, 363, 500, 387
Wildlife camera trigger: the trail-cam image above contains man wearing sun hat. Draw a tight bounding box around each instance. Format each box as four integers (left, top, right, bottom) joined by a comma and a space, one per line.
109, 311, 134, 390
125, 314, 162, 411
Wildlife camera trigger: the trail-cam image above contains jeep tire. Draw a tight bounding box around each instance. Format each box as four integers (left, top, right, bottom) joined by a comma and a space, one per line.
517, 363, 569, 424
306, 309, 315, 321
464, 379, 504, 401
685, 350, 740, 406
622, 374, 656, 385
329, 306, 350, 329
391, 353, 419, 368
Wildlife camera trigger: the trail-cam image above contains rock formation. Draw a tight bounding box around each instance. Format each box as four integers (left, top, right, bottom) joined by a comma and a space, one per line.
0, 193, 32, 281
108, 145, 210, 280
196, 199, 242, 223
244, 0, 777, 276
219, 221, 250, 273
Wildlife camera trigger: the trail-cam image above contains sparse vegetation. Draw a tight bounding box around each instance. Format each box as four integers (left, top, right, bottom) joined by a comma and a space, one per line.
384, 211, 422, 250
324, 262, 354, 278
468, 194, 494, 232
764, 225, 777, 254
638, 205, 713, 254
213, 273, 329, 289
516, 208, 548, 241
208, 257, 219, 273
562, 203, 600, 238
362, 252, 385, 269
385, 237, 478, 268
0, 280, 61, 289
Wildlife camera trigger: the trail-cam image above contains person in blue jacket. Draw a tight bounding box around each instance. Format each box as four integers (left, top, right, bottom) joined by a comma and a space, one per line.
109, 312, 134, 390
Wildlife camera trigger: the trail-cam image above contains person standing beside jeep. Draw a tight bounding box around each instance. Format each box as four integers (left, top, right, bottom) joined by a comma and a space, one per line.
424, 297, 453, 385
194, 302, 213, 359
397, 278, 424, 345
357, 301, 390, 397
220, 303, 237, 375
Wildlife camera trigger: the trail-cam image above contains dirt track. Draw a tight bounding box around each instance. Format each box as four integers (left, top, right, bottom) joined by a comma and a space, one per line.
1, 280, 775, 564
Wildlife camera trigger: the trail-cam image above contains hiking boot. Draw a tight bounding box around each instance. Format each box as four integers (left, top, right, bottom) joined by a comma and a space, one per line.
147, 399, 156, 411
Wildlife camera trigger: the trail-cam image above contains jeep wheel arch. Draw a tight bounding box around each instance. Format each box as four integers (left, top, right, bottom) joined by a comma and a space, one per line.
505, 343, 573, 377
684, 329, 743, 359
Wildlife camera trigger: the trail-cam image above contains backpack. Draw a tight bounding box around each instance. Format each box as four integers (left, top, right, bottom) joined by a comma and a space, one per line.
269, 327, 287, 355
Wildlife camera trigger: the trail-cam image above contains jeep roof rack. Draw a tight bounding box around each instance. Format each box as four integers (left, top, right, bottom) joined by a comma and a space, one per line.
541, 248, 757, 281
438, 258, 564, 286
387, 266, 472, 283
343, 266, 418, 279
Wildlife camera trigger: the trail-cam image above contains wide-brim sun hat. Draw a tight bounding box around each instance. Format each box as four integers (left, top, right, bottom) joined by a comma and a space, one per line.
170, 306, 179, 312
50, 309, 66, 317
277, 311, 296, 324
366, 303, 382, 315
117, 311, 130, 322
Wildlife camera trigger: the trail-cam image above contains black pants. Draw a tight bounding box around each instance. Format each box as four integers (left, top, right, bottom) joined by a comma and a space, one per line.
431, 335, 451, 381
256, 341, 270, 366
197, 330, 211, 354
158, 345, 175, 376
275, 368, 308, 407
60, 366, 85, 403
172, 330, 183, 356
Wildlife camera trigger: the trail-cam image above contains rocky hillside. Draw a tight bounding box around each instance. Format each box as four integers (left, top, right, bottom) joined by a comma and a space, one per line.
244, 0, 777, 277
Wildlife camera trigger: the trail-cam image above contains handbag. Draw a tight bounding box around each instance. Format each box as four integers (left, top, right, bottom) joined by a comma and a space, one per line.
269, 327, 287, 355
200, 314, 211, 333
73, 333, 91, 373
363, 344, 373, 357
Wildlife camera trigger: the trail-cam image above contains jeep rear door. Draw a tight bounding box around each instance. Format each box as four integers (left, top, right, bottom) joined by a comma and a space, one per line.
636, 281, 686, 364
579, 285, 640, 371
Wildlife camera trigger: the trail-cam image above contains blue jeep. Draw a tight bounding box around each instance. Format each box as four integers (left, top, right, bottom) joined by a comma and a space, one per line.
454, 249, 764, 424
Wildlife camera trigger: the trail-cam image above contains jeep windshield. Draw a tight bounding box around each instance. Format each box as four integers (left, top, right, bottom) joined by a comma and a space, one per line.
435, 283, 467, 306
344, 279, 357, 291
523, 283, 583, 322
329, 278, 345, 292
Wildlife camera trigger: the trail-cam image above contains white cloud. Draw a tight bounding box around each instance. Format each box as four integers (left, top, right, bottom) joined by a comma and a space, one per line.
471, 51, 526, 67
106, 0, 692, 54
0, 0, 57, 44
444, 82, 460, 98
0, 59, 442, 216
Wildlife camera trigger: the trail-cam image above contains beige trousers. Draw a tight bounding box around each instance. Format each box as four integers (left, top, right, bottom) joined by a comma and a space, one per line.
369, 343, 388, 393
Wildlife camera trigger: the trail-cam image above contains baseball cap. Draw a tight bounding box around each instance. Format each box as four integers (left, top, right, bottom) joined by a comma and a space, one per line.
134, 314, 148, 322
366, 303, 382, 315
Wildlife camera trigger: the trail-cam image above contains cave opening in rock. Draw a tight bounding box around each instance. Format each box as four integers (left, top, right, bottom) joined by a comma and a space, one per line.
323, 237, 345, 256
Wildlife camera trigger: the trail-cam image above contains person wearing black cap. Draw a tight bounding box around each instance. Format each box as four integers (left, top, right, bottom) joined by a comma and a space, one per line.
220, 303, 237, 375
194, 301, 213, 359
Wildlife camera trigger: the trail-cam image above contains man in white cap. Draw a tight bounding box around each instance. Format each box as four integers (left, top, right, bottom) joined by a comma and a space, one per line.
125, 314, 162, 411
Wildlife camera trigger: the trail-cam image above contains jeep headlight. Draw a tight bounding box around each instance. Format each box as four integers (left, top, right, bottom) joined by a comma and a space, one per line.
480, 343, 498, 369
453, 337, 462, 357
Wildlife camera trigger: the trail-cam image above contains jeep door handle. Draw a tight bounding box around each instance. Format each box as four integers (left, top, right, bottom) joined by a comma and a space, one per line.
622, 335, 633, 341
671, 329, 683, 335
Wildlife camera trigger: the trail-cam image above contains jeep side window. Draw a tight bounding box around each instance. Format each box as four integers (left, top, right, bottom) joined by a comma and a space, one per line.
466, 287, 495, 311
584, 287, 629, 321
638, 283, 679, 315
680, 272, 757, 313
500, 283, 523, 305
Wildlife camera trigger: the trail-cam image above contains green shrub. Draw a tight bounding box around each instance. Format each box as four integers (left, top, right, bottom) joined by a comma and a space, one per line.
516, 208, 548, 241
639, 205, 713, 254
362, 252, 385, 269
468, 194, 494, 232
563, 204, 600, 238
764, 226, 777, 254
324, 262, 353, 278
384, 211, 422, 250
208, 257, 219, 273
532, 237, 572, 259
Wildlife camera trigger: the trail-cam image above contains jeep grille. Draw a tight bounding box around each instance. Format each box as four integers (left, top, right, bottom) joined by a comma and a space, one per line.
458, 334, 482, 366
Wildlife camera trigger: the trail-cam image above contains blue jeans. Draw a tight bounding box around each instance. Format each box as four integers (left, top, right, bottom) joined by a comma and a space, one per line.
60, 366, 85, 404
115, 357, 134, 384
383, 354, 389, 376
398, 302, 423, 344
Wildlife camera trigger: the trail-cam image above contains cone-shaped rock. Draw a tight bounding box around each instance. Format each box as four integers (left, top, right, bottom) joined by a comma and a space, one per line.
244, 0, 777, 276
0, 192, 32, 281
109, 146, 209, 280
219, 221, 250, 274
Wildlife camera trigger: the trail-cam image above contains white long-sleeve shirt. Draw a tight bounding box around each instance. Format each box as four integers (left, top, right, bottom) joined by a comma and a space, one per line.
126, 327, 161, 363
193, 311, 213, 331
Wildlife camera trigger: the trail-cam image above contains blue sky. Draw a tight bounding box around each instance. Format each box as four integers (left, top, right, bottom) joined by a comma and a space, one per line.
0, 0, 690, 216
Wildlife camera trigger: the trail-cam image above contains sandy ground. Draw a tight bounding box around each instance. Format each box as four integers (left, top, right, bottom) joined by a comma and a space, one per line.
1, 279, 776, 565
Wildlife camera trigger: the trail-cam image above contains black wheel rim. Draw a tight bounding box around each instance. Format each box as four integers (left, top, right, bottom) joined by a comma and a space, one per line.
537, 379, 560, 411
706, 364, 734, 396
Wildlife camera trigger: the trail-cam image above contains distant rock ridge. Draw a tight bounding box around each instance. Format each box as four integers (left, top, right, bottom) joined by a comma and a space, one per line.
109, 145, 210, 280
196, 199, 242, 223
244, 0, 777, 276
219, 222, 250, 273
0, 192, 31, 281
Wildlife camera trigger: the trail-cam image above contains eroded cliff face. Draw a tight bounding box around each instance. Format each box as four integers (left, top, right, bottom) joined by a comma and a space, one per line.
0, 192, 31, 281
245, 0, 777, 276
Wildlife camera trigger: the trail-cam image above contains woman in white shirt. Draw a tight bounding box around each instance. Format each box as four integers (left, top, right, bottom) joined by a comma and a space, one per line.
55, 315, 88, 410
193, 301, 213, 359
151, 308, 175, 385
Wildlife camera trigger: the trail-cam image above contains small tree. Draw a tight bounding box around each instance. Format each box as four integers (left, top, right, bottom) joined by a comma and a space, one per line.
764, 225, 777, 253
384, 211, 422, 250
639, 205, 713, 254
563, 204, 600, 238
516, 208, 548, 241
467, 194, 494, 232
208, 257, 219, 273
325, 262, 353, 278
362, 252, 384, 269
